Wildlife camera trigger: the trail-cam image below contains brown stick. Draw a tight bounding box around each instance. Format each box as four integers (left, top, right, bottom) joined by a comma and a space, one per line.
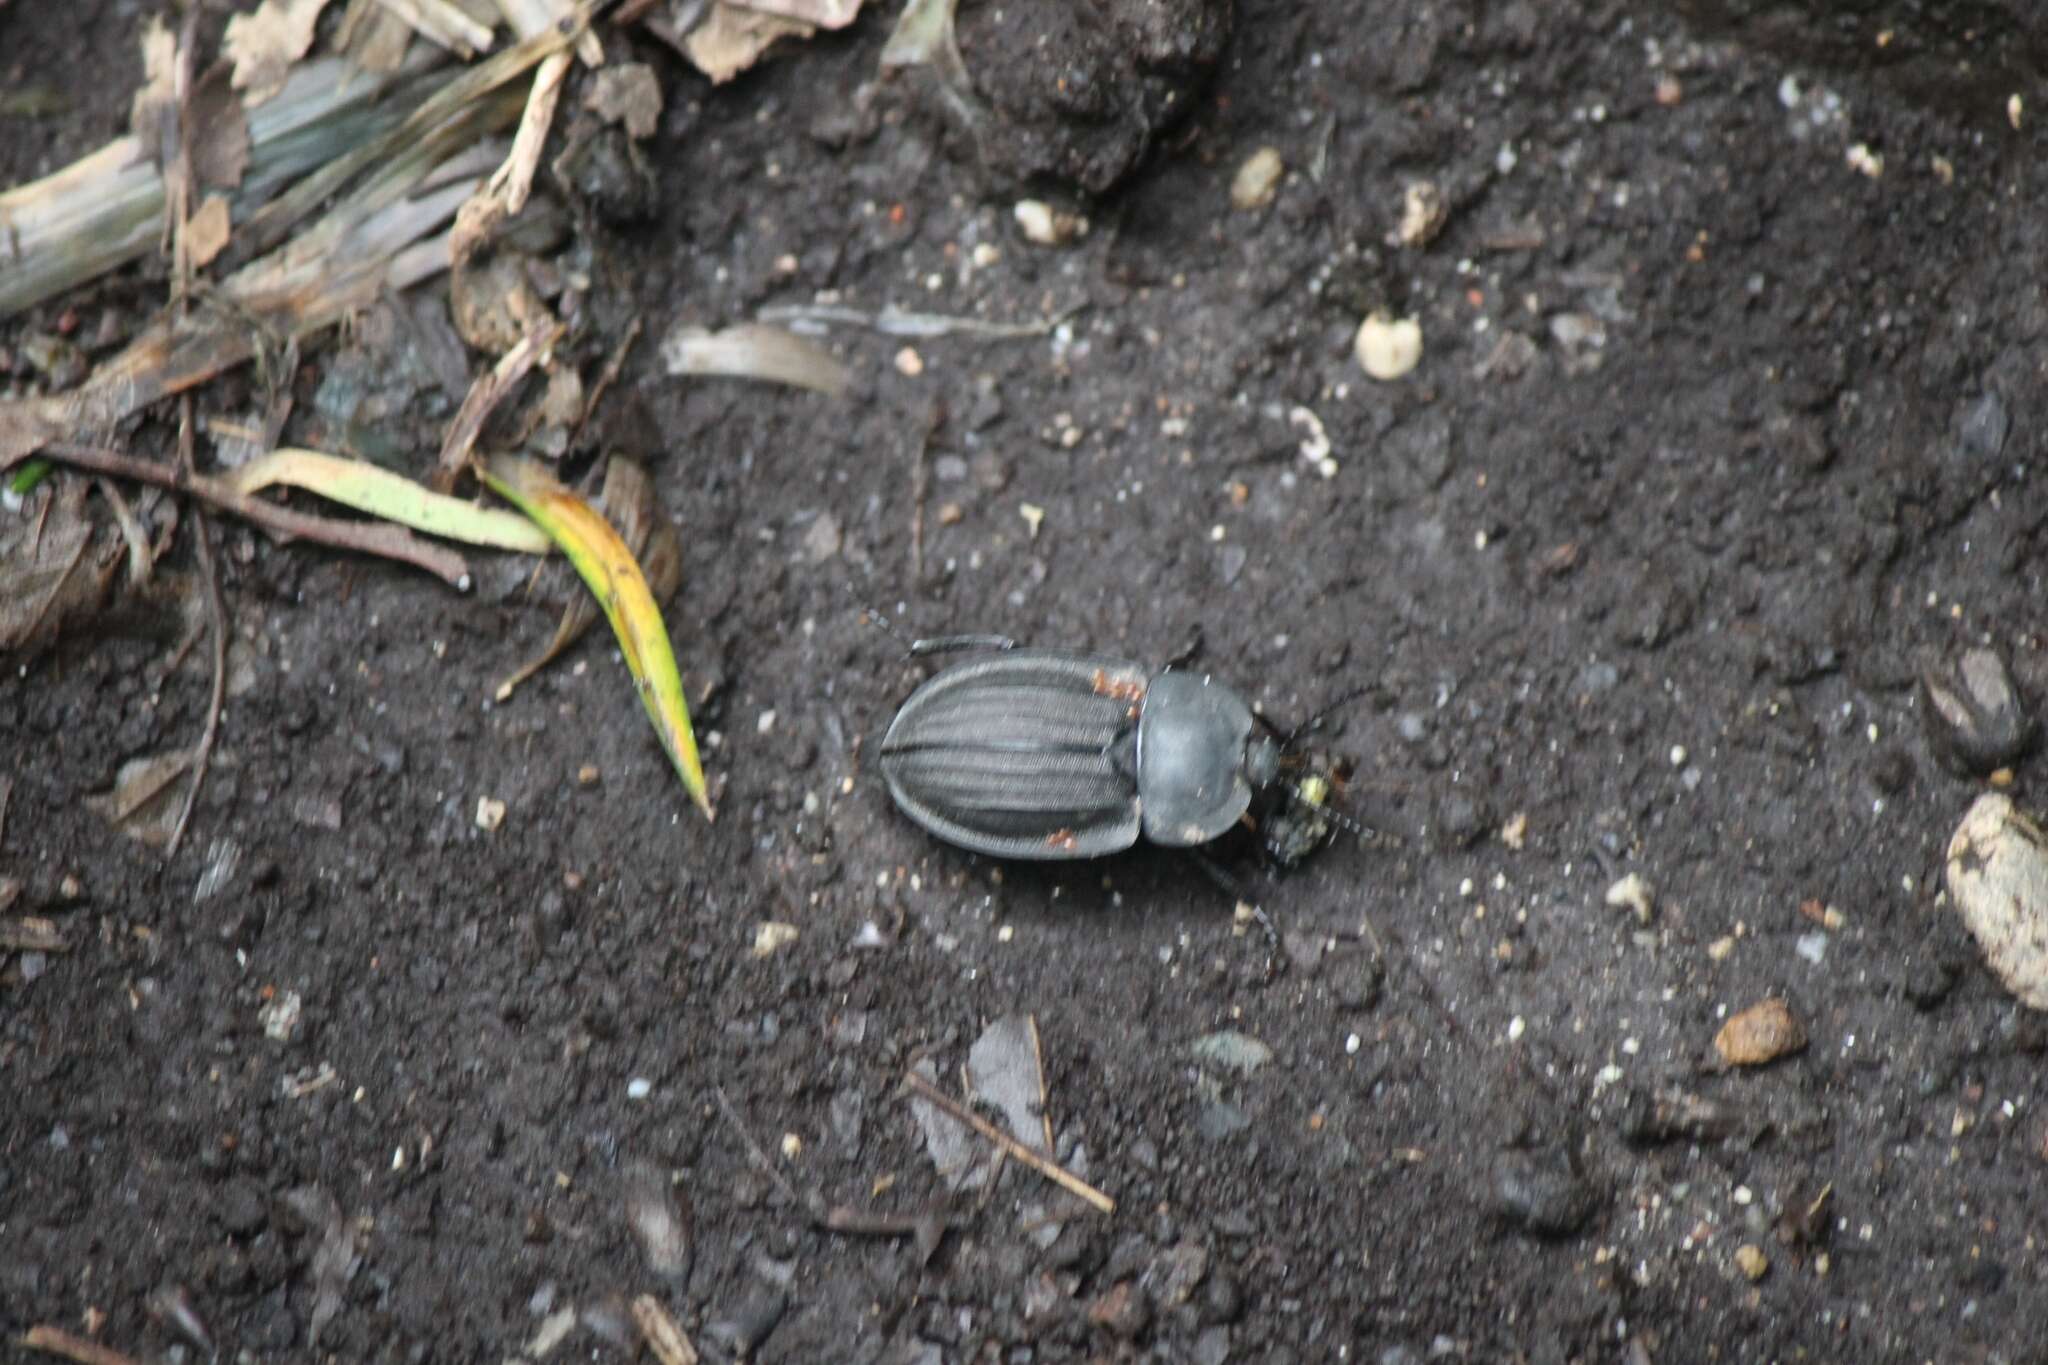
166, 396, 226, 860
20, 1326, 142, 1365
901, 1071, 1115, 1213
40, 442, 471, 589
431, 313, 564, 493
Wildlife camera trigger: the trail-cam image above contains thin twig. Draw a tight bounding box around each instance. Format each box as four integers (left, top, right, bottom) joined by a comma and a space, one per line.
629, 1295, 700, 1365
431, 312, 565, 492
40, 442, 472, 588
713, 1085, 950, 1240
166, 397, 227, 860
901, 1071, 1115, 1213
566, 312, 641, 455
20, 1325, 142, 1365
711, 1085, 807, 1210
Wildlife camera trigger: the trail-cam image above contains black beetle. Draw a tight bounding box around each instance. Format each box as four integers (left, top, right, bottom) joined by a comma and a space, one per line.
878, 643, 1351, 868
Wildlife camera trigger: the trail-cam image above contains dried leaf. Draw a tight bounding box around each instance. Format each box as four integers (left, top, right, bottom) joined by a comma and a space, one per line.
189, 64, 253, 192
185, 195, 234, 269
730, 0, 862, 28
129, 19, 179, 158
230, 447, 553, 553
0, 479, 121, 653
685, 3, 814, 84
480, 455, 711, 820
660, 322, 850, 395
226, 0, 336, 104
86, 749, 197, 847
495, 456, 677, 698
583, 63, 664, 139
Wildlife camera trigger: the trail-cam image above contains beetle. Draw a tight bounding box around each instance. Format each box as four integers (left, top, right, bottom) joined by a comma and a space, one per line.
877, 641, 1353, 869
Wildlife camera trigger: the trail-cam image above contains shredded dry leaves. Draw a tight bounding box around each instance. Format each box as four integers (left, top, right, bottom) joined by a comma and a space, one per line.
685, 3, 816, 84
226, 0, 336, 102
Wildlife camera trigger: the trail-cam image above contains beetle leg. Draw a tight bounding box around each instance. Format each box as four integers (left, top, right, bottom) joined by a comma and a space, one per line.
1285, 686, 1370, 745
1188, 850, 1283, 960
1161, 625, 1206, 671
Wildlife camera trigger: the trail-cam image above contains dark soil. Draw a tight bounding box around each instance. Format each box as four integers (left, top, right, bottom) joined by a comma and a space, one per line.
6, 2, 2048, 1362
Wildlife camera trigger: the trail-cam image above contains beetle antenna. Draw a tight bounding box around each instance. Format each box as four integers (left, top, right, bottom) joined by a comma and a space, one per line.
1287, 686, 1370, 747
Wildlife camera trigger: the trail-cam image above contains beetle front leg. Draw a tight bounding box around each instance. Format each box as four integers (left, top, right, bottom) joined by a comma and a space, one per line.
1188, 850, 1283, 965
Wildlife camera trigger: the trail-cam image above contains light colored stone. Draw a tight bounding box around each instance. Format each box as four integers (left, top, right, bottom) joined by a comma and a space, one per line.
1945, 793, 2048, 1010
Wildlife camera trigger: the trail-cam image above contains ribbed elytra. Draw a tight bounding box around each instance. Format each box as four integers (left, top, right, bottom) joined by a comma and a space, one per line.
879, 652, 1147, 858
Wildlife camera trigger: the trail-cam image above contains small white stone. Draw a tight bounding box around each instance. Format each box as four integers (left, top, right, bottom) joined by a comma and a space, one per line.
627, 1077, 653, 1100
1507, 1015, 1526, 1042
757, 709, 777, 735
1014, 199, 1087, 246
1946, 794, 2048, 1009
1605, 872, 1655, 924
475, 796, 506, 831
752, 921, 799, 957
1231, 147, 1285, 210
1355, 312, 1422, 380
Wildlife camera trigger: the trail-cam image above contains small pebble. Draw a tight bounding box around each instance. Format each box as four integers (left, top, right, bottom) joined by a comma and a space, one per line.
1014, 199, 1087, 246
1734, 1244, 1770, 1281
1921, 645, 2033, 777
1492, 1148, 1596, 1237
1395, 180, 1447, 247
1230, 147, 1284, 210
752, 922, 799, 957
1356, 312, 1422, 380
893, 346, 923, 377
1605, 872, 1655, 925
1714, 998, 1807, 1067
475, 796, 506, 831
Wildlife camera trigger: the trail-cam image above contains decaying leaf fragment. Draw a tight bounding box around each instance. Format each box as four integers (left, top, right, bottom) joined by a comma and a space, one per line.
660, 322, 850, 396
86, 749, 199, 847
583, 63, 664, 139
226, 0, 336, 104
685, 3, 815, 84
479, 456, 712, 820
0, 479, 123, 654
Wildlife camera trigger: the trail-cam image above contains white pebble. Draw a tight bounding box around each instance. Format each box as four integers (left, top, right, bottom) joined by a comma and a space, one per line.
1231, 147, 1285, 210
627, 1077, 653, 1100
1355, 312, 1422, 380
1013, 199, 1087, 246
